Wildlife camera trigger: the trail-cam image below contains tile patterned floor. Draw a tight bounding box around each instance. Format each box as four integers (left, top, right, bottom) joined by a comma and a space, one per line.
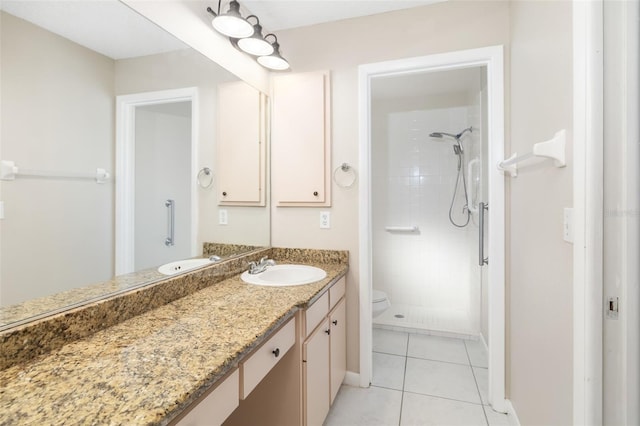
324, 329, 512, 426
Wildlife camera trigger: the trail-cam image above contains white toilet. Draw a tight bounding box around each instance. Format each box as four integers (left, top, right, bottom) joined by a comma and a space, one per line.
372, 290, 391, 318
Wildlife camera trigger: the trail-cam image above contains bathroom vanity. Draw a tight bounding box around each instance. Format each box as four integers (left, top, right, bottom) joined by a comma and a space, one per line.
0, 248, 348, 425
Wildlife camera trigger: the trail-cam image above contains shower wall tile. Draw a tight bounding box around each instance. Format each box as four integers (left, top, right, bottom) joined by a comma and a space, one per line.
372, 105, 481, 335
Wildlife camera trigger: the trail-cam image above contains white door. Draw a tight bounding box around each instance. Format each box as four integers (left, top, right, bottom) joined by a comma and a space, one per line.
133, 101, 192, 271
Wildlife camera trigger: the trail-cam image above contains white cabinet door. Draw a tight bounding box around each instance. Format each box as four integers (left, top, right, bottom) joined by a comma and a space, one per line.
329, 298, 346, 404
217, 81, 265, 205
303, 318, 330, 426
272, 71, 331, 206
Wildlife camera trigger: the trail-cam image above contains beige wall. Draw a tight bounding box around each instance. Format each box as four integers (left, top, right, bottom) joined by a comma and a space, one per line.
272, 0, 510, 380
509, 1, 573, 424
275, 1, 576, 424
0, 12, 115, 306
114, 50, 270, 250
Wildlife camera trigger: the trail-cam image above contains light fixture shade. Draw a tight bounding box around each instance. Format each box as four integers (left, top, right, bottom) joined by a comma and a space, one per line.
237, 23, 274, 56
257, 54, 290, 70
257, 40, 290, 70
211, 1, 254, 38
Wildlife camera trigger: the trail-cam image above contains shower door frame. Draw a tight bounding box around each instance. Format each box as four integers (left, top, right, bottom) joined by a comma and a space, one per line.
357, 46, 507, 412
115, 87, 200, 275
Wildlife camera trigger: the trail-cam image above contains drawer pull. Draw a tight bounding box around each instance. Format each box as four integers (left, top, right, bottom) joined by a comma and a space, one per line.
332, 320, 338, 325
325, 328, 331, 335
313, 191, 319, 196
272, 348, 280, 358
222, 191, 228, 196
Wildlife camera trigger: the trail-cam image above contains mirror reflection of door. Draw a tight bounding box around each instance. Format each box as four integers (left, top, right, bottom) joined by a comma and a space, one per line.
134, 101, 192, 271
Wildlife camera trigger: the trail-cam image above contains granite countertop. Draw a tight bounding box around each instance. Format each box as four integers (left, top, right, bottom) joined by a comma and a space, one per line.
0, 261, 347, 425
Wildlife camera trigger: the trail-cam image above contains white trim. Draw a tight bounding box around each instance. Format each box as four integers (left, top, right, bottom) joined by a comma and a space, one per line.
343, 371, 360, 387
504, 399, 522, 426
358, 45, 506, 412
572, 1, 604, 424
115, 87, 199, 275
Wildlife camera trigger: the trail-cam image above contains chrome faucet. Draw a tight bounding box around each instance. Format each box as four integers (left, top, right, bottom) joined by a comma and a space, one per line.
247, 257, 276, 274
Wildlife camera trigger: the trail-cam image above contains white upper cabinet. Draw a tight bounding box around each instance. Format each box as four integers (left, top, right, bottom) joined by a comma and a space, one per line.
217, 81, 266, 206
271, 71, 331, 206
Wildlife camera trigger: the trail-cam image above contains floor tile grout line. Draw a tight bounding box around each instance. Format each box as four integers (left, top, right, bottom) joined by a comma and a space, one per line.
404, 354, 474, 367
402, 389, 486, 406
465, 340, 490, 426
398, 332, 410, 426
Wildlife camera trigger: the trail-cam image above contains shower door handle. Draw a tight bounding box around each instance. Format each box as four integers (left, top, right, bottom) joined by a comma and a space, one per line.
479, 202, 488, 266
165, 199, 175, 246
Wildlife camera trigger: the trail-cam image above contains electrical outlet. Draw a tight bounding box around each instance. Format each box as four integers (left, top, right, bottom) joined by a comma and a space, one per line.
219, 209, 228, 225
320, 211, 331, 229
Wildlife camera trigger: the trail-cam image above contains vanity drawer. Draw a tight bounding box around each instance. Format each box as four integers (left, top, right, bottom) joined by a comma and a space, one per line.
329, 277, 346, 310
175, 369, 239, 426
305, 291, 329, 337
240, 318, 295, 399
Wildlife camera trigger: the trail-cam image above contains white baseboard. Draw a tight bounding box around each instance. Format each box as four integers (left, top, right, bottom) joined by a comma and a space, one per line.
504, 399, 521, 426
480, 333, 489, 353
343, 371, 361, 387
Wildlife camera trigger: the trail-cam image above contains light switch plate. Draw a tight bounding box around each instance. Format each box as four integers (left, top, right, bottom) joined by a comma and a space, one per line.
219, 209, 228, 225
320, 211, 330, 229
563, 207, 573, 243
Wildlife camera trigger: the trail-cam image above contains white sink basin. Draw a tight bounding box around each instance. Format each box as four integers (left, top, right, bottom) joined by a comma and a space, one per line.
157, 258, 213, 276
241, 264, 327, 286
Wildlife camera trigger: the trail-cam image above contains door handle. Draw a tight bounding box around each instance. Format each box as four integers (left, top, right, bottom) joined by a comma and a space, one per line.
165, 199, 175, 246
479, 202, 488, 266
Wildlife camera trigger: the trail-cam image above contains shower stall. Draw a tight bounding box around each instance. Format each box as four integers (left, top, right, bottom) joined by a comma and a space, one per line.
371, 67, 489, 338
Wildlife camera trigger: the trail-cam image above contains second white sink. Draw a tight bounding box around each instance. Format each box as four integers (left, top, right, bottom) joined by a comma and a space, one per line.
241, 264, 327, 286
157, 258, 213, 276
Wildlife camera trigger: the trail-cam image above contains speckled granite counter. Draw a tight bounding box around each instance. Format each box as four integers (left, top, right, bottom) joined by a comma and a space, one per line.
0, 257, 347, 425
1, 244, 266, 329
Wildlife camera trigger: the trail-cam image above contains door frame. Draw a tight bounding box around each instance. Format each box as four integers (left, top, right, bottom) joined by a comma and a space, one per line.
115, 87, 199, 275
357, 45, 507, 412
572, 0, 604, 423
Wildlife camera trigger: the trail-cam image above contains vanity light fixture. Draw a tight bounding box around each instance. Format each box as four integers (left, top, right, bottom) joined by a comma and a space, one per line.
237, 16, 274, 56
206, 2, 290, 71
207, 1, 254, 39
256, 36, 290, 71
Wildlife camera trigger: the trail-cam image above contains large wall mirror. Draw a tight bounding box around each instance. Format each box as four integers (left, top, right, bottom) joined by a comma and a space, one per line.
0, 0, 270, 329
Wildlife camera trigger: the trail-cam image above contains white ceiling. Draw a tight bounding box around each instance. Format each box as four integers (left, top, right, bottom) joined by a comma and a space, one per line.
0, 0, 188, 60
372, 67, 482, 100
241, 0, 445, 31
1, 0, 445, 59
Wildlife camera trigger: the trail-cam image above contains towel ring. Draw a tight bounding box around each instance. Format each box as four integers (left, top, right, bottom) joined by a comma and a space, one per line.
333, 163, 357, 188
197, 167, 214, 189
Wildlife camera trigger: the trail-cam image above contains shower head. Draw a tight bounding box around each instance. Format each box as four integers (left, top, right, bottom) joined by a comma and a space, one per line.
429, 127, 473, 141
429, 127, 472, 156
429, 131, 457, 139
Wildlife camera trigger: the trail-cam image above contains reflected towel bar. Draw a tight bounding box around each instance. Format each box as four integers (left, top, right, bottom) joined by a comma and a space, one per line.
0, 160, 110, 183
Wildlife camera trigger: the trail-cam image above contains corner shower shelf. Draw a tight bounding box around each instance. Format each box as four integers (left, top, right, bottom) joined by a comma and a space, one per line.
385, 226, 419, 233
497, 129, 566, 177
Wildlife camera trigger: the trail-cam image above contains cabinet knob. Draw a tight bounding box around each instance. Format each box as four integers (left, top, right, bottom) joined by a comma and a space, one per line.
222, 191, 227, 196
325, 329, 331, 335
313, 191, 319, 197
272, 348, 280, 358
332, 320, 338, 326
